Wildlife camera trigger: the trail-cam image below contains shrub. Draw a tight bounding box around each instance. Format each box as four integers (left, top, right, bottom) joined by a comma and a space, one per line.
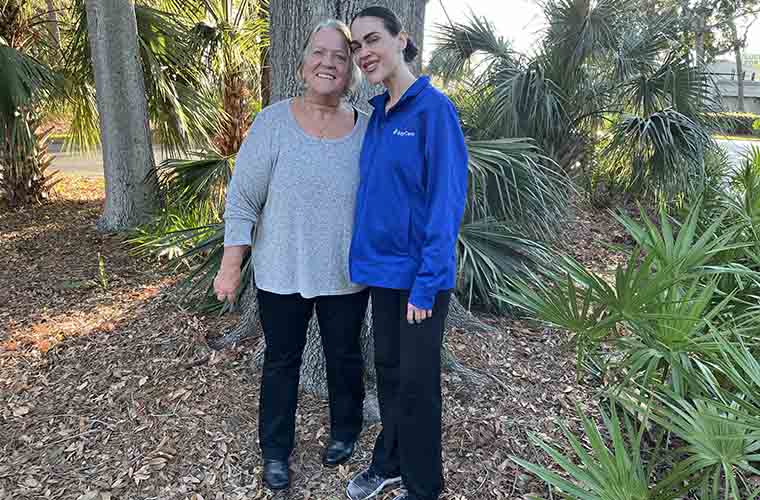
711, 111, 760, 135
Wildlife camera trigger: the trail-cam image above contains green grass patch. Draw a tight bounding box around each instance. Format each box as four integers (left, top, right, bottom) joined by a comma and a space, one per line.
714, 134, 760, 142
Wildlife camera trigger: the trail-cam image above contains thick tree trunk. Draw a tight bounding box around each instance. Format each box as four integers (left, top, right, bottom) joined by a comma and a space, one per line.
85, 0, 159, 233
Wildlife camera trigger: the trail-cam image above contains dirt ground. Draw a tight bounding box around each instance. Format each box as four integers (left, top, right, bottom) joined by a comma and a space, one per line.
0, 177, 627, 500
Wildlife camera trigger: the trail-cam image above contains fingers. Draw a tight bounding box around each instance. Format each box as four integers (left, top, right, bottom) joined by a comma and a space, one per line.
213, 274, 238, 304
216, 290, 236, 304
406, 303, 434, 324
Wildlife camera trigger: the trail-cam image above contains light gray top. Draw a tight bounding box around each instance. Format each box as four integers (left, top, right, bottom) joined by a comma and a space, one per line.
223, 98, 368, 297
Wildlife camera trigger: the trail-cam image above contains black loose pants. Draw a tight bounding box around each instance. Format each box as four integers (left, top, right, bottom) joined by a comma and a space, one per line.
369, 287, 451, 500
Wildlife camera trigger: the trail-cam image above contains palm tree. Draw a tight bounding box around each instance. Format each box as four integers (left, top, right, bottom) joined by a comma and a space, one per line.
0, 0, 61, 206
63, 0, 239, 156
428, 0, 723, 203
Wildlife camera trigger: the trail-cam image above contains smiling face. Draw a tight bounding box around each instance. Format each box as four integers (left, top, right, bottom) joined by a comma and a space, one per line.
301, 27, 352, 97
350, 16, 407, 86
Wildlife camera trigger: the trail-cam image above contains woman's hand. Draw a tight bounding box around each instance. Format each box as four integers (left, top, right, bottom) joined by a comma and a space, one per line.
407, 303, 432, 324
214, 245, 247, 304
214, 267, 241, 304
214, 267, 240, 304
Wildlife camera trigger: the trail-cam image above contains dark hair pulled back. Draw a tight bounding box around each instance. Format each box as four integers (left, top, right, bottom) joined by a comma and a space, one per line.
352, 5, 418, 62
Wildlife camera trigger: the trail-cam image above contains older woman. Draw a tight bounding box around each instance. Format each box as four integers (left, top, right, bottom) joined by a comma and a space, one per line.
213, 20, 368, 491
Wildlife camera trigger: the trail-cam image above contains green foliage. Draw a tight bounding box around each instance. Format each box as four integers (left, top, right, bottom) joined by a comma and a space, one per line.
711, 111, 760, 136
154, 153, 234, 219
62, 0, 237, 153
503, 145, 760, 498
0, 0, 62, 206
511, 403, 691, 500
428, 1, 722, 203
128, 210, 247, 312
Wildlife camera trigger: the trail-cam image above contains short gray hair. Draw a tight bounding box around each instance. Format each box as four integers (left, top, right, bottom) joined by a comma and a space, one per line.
298, 19, 361, 96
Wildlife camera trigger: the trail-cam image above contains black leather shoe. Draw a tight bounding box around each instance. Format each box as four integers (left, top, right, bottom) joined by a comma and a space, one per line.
262, 459, 289, 490
322, 439, 356, 467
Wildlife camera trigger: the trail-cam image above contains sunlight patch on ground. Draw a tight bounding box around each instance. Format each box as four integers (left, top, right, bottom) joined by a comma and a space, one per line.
0, 283, 168, 355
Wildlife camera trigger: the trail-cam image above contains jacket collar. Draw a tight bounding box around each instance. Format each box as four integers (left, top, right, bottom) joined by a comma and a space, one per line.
369, 76, 430, 112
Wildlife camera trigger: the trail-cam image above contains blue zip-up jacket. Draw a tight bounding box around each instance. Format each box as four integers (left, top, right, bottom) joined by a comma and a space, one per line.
349, 76, 468, 310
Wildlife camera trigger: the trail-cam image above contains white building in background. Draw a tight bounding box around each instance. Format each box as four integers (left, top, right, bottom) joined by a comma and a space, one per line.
708, 57, 760, 114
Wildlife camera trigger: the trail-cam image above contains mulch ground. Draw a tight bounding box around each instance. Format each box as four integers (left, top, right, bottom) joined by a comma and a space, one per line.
0, 177, 627, 500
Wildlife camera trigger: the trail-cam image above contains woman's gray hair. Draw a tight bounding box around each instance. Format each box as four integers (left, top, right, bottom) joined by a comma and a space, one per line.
297, 19, 362, 96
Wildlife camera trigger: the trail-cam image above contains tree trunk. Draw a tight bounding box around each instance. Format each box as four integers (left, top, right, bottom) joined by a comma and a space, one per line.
85, 0, 159, 233
730, 19, 745, 111
695, 12, 706, 67
261, 48, 272, 107
209, 0, 487, 424
45, 0, 60, 49
269, 0, 426, 110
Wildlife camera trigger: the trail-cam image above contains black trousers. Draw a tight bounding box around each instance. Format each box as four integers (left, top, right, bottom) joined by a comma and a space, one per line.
370, 287, 451, 500
257, 288, 369, 461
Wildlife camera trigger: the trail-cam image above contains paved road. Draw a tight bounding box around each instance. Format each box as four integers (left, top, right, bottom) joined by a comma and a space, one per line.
51, 139, 758, 177
716, 139, 758, 168
49, 142, 174, 176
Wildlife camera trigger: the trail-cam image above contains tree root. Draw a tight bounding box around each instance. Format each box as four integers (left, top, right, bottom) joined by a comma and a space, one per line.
441, 344, 490, 386
445, 297, 498, 336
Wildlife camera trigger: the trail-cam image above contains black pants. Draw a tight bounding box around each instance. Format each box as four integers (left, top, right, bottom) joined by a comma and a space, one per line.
370, 287, 451, 500
257, 288, 369, 461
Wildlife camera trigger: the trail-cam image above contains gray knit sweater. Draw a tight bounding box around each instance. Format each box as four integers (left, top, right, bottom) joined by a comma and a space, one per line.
223, 98, 369, 297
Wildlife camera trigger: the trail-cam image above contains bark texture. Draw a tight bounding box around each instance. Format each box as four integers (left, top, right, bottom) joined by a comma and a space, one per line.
85, 0, 159, 233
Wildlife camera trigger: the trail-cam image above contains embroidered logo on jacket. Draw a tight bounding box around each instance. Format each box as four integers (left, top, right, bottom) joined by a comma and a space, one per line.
393, 128, 416, 137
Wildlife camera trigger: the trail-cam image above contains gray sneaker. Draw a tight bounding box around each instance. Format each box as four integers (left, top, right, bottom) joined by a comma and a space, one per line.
391, 489, 408, 500
346, 467, 402, 500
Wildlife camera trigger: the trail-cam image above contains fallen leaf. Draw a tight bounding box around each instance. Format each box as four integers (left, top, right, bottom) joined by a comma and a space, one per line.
13, 406, 30, 417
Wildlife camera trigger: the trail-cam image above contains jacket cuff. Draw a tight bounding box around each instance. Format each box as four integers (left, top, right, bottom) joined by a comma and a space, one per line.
409, 287, 435, 310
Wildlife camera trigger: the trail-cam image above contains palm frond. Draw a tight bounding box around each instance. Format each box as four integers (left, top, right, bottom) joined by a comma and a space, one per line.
622, 389, 760, 500
620, 52, 720, 119
154, 153, 233, 217
456, 221, 553, 311
427, 14, 516, 83
0, 44, 58, 125
129, 220, 249, 311
465, 138, 569, 235
511, 402, 689, 500
600, 109, 716, 199
135, 4, 227, 154
543, 0, 628, 75
608, 14, 678, 82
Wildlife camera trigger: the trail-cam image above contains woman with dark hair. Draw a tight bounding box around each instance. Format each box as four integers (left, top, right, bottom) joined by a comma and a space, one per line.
215, 20, 368, 492
346, 6, 469, 500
